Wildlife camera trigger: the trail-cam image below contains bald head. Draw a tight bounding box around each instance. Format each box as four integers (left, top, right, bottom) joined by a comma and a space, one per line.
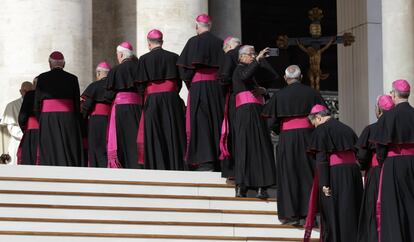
284, 65, 302, 84
20, 81, 34, 97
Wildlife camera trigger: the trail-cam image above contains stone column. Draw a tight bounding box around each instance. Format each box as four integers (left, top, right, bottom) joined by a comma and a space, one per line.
337, 0, 383, 133
136, 0, 208, 101
0, 0, 92, 113
382, 0, 414, 103
93, 0, 136, 72
209, 0, 242, 40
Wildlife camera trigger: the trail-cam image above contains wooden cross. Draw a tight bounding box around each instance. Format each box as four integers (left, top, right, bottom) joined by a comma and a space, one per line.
277, 7, 355, 91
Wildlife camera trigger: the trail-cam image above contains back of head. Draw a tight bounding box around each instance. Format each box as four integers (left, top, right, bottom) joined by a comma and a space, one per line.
147, 29, 164, 47
392, 79, 410, 99
196, 13, 212, 33
49, 51, 65, 69
284, 65, 301, 83
223, 36, 241, 52
20, 81, 34, 96
117, 41, 134, 59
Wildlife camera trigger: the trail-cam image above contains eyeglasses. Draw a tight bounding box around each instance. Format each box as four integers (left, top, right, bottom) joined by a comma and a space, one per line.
389, 90, 395, 95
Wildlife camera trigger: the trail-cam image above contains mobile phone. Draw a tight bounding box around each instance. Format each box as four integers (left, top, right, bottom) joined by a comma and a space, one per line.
268, 48, 279, 56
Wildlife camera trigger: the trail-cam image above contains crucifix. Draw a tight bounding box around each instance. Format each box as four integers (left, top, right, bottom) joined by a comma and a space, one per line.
276, 7, 355, 91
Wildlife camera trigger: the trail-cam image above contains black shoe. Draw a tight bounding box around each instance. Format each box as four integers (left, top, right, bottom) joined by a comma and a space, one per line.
256, 187, 269, 199
235, 185, 247, 197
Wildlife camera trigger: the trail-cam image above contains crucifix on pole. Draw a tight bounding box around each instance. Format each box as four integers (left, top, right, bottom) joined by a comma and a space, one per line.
276, 7, 355, 91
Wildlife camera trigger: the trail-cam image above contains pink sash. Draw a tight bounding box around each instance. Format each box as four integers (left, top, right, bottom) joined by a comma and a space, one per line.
281, 116, 312, 131
185, 68, 218, 161
41, 99, 74, 112
304, 172, 319, 242
27, 117, 39, 130
137, 80, 178, 165
107, 92, 142, 168
219, 91, 231, 160
329, 150, 356, 166
371, 153, 379, 167
235, 91, 264, 108
91, 103, 111, 116
387, 143, 414, 157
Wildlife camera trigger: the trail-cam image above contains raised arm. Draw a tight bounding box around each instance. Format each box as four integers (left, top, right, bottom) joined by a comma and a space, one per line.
296, 39, 308, 53
320, 37, 335, 53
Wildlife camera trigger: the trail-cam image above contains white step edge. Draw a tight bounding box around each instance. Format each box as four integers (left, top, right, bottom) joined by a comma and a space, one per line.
0, 194, 277, 211
0, 165, 228, 184
0, 221, 319, 238
0, 180, 236, 197
0, 206, 280, 224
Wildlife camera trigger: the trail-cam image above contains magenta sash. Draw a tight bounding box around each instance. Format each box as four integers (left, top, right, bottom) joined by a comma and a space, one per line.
107, 92, 142, 168
235, 91, 264, 108
371, 153, 379, 167
41, 99, 74, 112
329, 150, 356, 166
91, 103, 111, 116
281, 116, 312, 131
376, 166, 384, 242
304, 172, 319, 242
219, 91, 231, 160
185, 68, 218, 161
137, 80, 178, 165
387, 143, 414, 157
27, 117, 39, 130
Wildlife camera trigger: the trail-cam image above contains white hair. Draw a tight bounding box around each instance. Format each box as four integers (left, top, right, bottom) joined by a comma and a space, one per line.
196, 21, 211, 29
96, 67, 110, 72
116, 45, 133, 58
223, 37, 241, 51
49, 58, 65, 68
285, 65, 301, 80
238, 45, 255, 58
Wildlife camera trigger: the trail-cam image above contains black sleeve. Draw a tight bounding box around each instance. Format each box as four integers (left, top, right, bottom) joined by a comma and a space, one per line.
267, 117, 280, 134
178, 67, 195, 83
81, 98, 94, 119
356, 147, 372, 171
73, 77, 81, 115
376, 144, 388, 165
238, 61, 260, 84
34, 78, 43, 119
18, 96, 31, 130
316, 151, 330, 187
218, 54, 234, 86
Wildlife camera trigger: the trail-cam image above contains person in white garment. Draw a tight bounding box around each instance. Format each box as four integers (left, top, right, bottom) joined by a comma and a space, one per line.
0, 82, 34, 164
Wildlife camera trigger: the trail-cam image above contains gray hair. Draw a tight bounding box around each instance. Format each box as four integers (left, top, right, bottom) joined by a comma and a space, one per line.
285, 65, 301, 80
196, 21, 211, 29
49, 59, 65, 68
223, 37, 241, 50
394, 89, 410, 99
238, 45, 255, 58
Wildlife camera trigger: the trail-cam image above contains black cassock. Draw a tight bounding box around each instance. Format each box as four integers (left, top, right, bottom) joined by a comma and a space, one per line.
177, 31, 224, 171
308, 118, 362, 242
355, 123, 380, 242
106, 57, 142, 169
370, 102, 414, 242
34, 68, 83, 166
232, 60, 276, 188
262, 82, 325, 220
137, 47, 186, 170
81, 77, 111, 168
18, 90, 38, 165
